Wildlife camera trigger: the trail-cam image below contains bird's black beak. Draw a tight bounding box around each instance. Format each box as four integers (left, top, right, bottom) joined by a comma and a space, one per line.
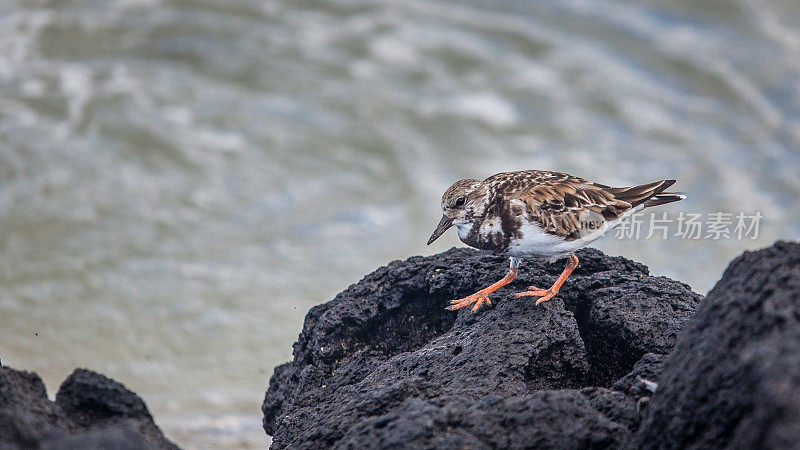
427, 215, 454, 245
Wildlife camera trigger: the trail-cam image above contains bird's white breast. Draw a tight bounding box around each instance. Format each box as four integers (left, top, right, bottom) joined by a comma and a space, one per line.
507, 205, 645, 261
506, 220, 567, 259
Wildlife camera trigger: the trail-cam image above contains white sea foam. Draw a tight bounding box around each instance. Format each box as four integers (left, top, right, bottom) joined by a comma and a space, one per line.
420, 92, 519, 129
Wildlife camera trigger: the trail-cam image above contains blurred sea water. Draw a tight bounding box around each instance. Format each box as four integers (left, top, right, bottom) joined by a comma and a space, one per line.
1, 0, 799, 447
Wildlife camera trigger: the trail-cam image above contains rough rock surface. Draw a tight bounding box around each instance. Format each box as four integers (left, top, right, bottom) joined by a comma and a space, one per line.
263, 247, 702, 449
0, 366, 178, 450
628, 241, 800, 449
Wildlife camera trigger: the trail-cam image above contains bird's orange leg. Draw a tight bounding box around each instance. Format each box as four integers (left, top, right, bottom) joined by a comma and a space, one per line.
516, 254, 578, 305
447, 258, 519, 313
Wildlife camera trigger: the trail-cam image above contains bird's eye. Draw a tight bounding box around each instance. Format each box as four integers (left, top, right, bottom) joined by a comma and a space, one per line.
454, 197, 466, 207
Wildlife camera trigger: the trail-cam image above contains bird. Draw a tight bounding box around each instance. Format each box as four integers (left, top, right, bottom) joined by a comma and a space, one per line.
427, 170, 685, 313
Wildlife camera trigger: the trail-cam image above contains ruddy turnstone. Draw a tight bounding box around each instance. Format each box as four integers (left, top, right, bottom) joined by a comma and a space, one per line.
427, 170, 685, 312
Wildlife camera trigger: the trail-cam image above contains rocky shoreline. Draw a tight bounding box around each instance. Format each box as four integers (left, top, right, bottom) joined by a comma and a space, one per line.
263, 242, 800, 449
0, 367, 177, 449
3, 242, 798, 449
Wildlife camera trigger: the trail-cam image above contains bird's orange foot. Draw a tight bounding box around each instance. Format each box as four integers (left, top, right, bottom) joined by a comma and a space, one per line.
515, 287, 558, 305
447, 291, 493, 313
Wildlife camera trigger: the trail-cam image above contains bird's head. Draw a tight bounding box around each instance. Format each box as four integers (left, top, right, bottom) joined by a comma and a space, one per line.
427, 178, 487, 245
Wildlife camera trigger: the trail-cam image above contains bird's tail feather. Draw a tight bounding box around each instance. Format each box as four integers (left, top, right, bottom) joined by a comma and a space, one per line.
643, 192, 686, 207
606, 179, 684, 208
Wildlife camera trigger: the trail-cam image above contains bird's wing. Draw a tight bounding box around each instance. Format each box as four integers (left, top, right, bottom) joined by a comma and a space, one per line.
496, 171, 675, 241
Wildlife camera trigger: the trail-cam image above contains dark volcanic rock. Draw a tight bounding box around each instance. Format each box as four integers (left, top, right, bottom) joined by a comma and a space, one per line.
628, 241, 800, 450
39, 424, 156, 450
0, 367, 70, 448
0, 366, 178, 450
263, 247, 702, 449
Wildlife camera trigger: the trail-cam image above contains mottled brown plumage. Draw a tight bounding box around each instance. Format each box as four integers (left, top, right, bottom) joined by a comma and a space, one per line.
428, 169, 685, 313
488, 170, 676, 241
